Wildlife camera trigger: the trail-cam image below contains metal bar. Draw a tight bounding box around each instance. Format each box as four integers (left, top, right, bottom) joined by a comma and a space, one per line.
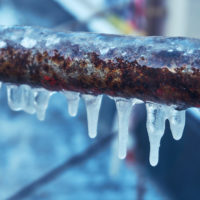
0, 26, 200, 109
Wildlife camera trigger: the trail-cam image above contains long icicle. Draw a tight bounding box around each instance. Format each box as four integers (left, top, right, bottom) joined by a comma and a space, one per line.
146, 103, 167, 166
115, 98, 134, 159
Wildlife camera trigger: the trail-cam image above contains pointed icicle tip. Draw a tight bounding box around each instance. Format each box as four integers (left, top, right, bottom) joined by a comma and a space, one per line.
115, 98, 134, 159
64, 91, 80, 117
146, 103, 167, 166
168, 108, 186, 140
83, 94, 103, 138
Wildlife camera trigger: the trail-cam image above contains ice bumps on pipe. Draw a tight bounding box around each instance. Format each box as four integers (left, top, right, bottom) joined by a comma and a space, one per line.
3, 83, 186, 166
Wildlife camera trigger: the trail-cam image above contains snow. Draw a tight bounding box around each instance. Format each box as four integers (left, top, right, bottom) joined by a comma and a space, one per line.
20, 37, 36, 48
0, 41, 6, 48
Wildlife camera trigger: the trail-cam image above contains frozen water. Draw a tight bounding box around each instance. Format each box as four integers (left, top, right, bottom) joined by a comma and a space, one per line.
146, 103, 167, 166
115, 98, 135, 159
5, 82, 187, 166
20, 85, 36, 114
7, 84, 51, 120
82, 94, 102, 138
7, 84, 23, 111
34, 89, 52, 121
168, 109, 185, 140
63, 91, 80, 117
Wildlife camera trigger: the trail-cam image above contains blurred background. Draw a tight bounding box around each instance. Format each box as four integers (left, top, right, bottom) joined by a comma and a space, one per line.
0, 0, 200, 199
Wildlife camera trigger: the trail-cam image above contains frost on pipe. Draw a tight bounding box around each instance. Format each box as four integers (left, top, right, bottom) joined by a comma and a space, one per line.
0, 26, 199, 166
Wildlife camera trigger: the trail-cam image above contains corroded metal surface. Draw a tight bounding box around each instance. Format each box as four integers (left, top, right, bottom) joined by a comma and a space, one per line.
0, 26, 200, 109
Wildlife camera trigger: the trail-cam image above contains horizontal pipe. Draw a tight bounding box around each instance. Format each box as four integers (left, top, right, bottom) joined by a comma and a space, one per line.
0, 26, 199, 109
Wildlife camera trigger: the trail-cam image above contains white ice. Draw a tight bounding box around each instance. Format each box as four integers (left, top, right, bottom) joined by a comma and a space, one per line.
63, 91, 80, 117
82, 94, 102, 138
168, 108, 185, 140
115, 98, 134, 159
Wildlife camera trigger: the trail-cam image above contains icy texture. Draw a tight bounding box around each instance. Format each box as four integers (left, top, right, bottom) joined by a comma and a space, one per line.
5, 81, 187, 167
1, 26, 200, 70
0, 41, 6, 48
168, 109, 185, 140
82, 94, 102, 138
146, 103, 167, 166
115, 98, 135, 159
7, 84, 51, 120
34, 89, 52, 121
63, 91, 80, 117
21, 37, 36, 48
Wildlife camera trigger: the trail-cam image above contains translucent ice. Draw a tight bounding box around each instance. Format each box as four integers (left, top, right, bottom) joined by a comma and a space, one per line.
168, 108, 185, 140
7, 84, 23, 111
82, 94, 102, 138
7, 84, 51, 120
20, 85, 35, 114
34, 89, 52, 121
115, 98, 134, 159
146, 103, 167, 166
63, 91, 80, 117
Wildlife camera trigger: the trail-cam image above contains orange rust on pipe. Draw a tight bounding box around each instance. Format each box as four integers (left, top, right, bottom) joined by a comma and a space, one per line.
0, 26, 200, 109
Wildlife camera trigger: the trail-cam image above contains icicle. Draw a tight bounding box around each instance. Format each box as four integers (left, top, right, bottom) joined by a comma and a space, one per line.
63, 91, 80, 117
115, 98, 134, 159
34, 89, 51, 121
146, 103, 167, 166
20, 85, 35, 114
82, 94, 102, 138
168, 109, 185, 140
7, 84, 22, 111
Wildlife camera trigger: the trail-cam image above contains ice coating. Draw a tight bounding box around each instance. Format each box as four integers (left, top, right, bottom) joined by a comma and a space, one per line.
0, 25, 196, 165
82, 94, 102, 138
1, 25, 200, 68
63, 91, 80, 117
146, 103, 167, 166
115, 98, 134, 159
0, 26, 199, 109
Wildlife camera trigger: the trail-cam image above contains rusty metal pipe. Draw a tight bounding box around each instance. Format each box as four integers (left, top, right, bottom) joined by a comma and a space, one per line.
0, 26, 200, 109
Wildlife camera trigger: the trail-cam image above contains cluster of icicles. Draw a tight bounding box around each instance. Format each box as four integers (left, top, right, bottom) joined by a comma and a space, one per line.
4, 82, 187, 166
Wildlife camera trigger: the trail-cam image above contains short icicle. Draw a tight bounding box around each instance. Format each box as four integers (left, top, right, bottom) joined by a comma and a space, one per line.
7, 84, 22, 111
115, 98, 134, 159
168, 108, 186, 140
64, 91, 80, 117
82, 94, 102, 138
34, 89, 52, 121
20, 85, 35, 114
146, 103, 167, 166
